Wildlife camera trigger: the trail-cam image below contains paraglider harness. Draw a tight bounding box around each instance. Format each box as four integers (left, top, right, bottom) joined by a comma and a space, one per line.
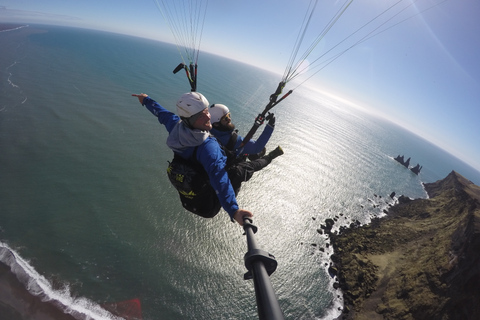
166, 135, 240, 218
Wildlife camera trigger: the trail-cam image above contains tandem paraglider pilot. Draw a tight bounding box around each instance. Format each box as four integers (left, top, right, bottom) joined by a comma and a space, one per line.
132, 92, 253, 226
208, 103, 284, 195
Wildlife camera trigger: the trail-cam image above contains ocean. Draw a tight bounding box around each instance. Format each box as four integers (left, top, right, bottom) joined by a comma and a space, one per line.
1, 24, 479, 320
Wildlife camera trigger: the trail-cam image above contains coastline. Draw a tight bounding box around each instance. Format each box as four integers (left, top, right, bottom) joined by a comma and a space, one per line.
0, 261, 77, 320
0, 23, 29, 32
328, 171, 480, 319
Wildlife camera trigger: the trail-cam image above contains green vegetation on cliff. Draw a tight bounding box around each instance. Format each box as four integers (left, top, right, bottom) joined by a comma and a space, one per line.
329, 171, 480, 320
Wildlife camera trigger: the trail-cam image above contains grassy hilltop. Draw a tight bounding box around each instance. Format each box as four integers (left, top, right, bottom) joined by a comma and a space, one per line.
329, 171, 480, 320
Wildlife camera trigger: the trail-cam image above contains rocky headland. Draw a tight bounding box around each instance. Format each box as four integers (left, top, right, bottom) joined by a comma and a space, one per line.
327, 170, 480, 320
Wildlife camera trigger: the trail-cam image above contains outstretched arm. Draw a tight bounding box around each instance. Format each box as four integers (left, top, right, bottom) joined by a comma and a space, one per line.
198, 138, 254, 225
131, 93, 180, 133
240, 117, 274, 155
132, 93, 148, 105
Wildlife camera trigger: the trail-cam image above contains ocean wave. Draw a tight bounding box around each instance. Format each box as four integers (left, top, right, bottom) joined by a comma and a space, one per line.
1, 30, 29, 111
0, 242, 123, 320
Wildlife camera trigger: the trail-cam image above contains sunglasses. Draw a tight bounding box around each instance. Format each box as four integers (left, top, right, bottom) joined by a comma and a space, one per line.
221, 113, 231, 121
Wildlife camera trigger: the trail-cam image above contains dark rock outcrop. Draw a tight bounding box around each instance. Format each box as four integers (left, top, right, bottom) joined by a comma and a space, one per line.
410, 163, 422, 175
330, 171, 480, 320
394, 155, 411, 168
394, 154, 421, 172
394, 155, 405, 165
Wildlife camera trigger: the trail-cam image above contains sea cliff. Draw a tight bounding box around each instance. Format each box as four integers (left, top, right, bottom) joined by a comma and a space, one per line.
329, 171, 480, 320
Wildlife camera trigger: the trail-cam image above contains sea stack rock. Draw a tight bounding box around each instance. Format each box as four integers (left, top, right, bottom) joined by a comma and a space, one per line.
394, 155, 405, 165
410, 163, 422, 175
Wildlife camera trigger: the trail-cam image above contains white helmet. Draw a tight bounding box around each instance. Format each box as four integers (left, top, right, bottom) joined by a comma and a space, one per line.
209, 104, 230, 123
176, 92, 209, 118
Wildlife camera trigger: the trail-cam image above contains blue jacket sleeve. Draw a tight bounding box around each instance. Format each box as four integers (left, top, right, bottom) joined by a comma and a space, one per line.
143, 96, 180, 133
237, 124, 274, 155
197, 137, 239, 218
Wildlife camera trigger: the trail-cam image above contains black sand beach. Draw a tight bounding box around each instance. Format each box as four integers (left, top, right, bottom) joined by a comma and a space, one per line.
0, 262, 77, 320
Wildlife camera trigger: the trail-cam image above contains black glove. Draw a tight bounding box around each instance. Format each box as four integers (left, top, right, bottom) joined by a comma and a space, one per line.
266, 113, 275, 127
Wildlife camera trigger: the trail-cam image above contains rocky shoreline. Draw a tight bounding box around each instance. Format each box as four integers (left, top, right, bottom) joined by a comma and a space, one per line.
326, 171, 480, 320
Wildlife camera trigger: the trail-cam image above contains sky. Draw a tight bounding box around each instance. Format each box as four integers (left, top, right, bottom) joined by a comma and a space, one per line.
1, 0, 479, 172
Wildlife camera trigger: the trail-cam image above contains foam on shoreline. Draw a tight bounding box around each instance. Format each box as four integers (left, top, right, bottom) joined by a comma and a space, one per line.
0, 242, 121, 320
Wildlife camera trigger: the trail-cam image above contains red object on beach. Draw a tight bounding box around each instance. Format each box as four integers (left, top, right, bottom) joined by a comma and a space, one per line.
102, 298, 142, 320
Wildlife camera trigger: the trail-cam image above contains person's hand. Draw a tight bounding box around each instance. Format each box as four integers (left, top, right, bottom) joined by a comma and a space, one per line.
266, 113, 275, 127
132, 93, 148, 105
233, 209, 253, 226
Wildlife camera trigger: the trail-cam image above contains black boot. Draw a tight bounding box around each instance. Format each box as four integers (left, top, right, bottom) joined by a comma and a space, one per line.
265, 146, 284, 163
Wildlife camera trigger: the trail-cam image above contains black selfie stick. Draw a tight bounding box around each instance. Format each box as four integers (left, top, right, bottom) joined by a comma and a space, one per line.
243, 218, 285, 320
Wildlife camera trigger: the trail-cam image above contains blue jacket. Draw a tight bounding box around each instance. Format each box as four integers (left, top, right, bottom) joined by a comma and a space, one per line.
210, 124, 273, 157
143, 96, 239, 218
